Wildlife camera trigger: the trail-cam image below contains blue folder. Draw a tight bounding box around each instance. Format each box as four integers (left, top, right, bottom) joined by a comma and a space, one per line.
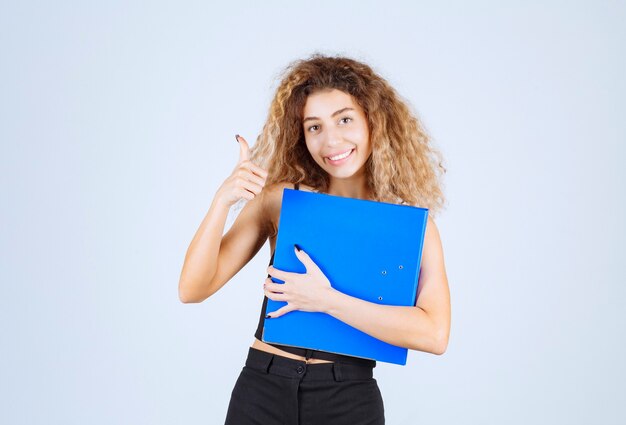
262, 188, 428, 365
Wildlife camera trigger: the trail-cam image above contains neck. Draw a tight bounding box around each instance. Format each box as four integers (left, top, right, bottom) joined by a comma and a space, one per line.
326, 170, 372, 200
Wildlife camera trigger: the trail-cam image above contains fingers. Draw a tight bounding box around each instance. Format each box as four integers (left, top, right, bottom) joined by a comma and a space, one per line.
264, 277, 286, 293
236, 187, 255, 201
241, 160, 269, 180
231, 163, 266, 203
231, 178, 262, 202
236, 134, 251, 163
236, 135, 269, 179
236, 163, 267, 186
264, 290, 287, 302
264, 277, 284, 293
233, 169, 265, 190
293, 245, 316, 273
217, 134, 269, 207
267, 265, 293, 282
234, 134, 268, 190
235, 135, 268, 176
266, 305, 294, 319
264, 278, 287, 302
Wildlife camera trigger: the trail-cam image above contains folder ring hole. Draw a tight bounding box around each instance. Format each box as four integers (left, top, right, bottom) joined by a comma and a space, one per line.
399, 265, 403, 269
381, 270, 387, 275
378, 296, 383, 300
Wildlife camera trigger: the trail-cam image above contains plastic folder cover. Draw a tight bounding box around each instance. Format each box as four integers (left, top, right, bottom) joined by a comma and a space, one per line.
263, 188, 428, 365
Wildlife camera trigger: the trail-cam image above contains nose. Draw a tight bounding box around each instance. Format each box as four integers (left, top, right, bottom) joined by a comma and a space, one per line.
323, 125, 342, 147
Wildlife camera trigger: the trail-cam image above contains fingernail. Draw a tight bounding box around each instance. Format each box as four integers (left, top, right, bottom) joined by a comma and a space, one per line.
294, 244, 301, 252
235, 134, 240, 142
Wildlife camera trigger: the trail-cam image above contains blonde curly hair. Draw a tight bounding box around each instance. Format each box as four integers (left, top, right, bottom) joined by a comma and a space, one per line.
249, 52, 447, 218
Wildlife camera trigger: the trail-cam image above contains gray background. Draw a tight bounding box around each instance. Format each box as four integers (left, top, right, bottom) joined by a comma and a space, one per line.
2, 1, 625, 424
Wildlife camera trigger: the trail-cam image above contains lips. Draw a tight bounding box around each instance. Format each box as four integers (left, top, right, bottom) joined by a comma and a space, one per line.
325, 148, 355, 165
325, 148, 354, 160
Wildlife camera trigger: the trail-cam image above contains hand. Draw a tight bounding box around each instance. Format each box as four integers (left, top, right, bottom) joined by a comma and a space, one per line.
216, 134, 268, 207
264, 245, 337, 318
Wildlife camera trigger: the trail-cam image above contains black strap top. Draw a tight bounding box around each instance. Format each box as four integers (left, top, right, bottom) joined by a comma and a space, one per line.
254, 182, 377, 367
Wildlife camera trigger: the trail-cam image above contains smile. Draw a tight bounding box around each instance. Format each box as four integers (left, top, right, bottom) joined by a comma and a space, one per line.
325, 149, 354, 165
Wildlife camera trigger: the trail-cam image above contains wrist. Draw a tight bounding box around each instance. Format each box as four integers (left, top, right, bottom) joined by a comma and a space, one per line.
322, 287, 342, 315
212, 191, 233, 210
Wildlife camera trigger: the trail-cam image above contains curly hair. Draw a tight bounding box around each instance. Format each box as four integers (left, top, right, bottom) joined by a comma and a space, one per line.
248, 52, 447, 218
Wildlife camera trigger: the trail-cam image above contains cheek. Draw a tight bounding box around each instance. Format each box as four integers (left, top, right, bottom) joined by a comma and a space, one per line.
304, 138, 321, 158
304, 141, 314, 158
359, 126, 371, 150
349, 128, 370, 150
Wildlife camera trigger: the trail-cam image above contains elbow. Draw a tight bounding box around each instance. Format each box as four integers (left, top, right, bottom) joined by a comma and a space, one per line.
178, 280, 207, 304
410, 327, 448, 355
407, 332, 448, 355
179, 292, 195, 304
431, 330, 449, 355
432, 340, 447, 356
178, 287, 195, 303
410, 309, 449, 355
179, 291, 204, 304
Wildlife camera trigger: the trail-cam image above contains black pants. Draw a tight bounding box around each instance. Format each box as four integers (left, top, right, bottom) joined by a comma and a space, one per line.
224, 347, 385, 425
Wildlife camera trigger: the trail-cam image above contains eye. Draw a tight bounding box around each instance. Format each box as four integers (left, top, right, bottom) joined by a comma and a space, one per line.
339, 117, 353, 124
307, 124, 320, 132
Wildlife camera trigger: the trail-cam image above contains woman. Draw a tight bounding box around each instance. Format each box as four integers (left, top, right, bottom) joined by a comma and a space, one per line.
179, 53, 450, 425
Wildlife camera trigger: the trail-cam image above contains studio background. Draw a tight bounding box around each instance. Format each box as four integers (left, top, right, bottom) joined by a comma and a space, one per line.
2, 1, 624, 424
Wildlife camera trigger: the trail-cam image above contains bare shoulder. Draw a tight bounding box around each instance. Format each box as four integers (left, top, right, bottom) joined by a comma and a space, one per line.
262, 181, 297, 206
263, 180, 316, 193
263, 180, 295, 195
425, 215, 440, 238
262, 181, 298, 237
263, 181, 317, 209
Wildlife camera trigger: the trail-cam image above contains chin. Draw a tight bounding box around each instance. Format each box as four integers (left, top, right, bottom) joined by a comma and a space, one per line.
323, 166, 362, 179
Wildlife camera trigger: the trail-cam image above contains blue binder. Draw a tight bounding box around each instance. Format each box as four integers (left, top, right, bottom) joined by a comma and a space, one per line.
262, 188, 428, 365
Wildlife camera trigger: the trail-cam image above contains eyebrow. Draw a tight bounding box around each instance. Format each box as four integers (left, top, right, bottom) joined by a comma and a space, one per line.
302, 107, 355, 123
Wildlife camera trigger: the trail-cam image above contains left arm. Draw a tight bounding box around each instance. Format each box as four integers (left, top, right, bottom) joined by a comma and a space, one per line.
265, 216, 451, 355
323, 216, 451, 355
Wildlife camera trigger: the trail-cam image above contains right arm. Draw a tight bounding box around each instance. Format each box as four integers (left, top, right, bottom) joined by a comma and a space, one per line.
178, 135, 270, 303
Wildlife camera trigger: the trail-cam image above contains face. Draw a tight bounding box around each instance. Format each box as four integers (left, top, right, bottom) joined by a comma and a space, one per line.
302, 89, 372, 179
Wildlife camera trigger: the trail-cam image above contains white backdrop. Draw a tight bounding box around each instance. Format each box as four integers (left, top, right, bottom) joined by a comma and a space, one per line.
2, 1, 625, 424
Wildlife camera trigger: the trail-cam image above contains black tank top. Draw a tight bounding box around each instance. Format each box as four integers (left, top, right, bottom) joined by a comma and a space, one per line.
254, 182, 377, 367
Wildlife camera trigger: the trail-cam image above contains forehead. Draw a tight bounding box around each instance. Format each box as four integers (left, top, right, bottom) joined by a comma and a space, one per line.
302, 89, 361, 115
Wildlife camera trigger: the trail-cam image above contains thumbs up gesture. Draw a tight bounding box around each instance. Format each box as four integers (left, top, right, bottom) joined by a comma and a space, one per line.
216, 134, 269, 207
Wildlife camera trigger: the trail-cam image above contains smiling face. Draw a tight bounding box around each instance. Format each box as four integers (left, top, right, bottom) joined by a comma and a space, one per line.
302, 89, 372, 180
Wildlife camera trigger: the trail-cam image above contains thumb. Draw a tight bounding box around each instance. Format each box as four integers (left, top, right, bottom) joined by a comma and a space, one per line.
236, 134, 251, 163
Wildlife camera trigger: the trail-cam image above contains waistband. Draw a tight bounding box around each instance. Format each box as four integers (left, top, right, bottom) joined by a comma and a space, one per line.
265, 342, 377, 367
244, 347, 374, 382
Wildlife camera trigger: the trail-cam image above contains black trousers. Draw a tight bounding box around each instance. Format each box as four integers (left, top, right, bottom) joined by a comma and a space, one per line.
224, 347, 385, 425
